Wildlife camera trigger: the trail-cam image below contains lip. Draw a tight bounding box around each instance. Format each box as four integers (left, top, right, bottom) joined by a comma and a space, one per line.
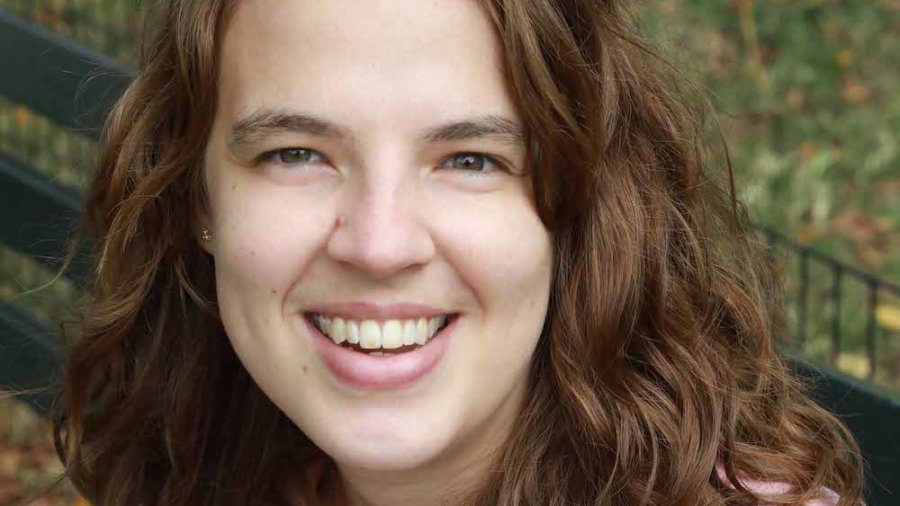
304, 301, 451, 321
304, 312, 455, 390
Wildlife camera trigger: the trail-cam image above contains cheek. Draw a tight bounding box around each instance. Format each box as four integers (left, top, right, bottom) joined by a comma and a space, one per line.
428, 190, 552, 422
429, 188, 553, 320
211, 182, 335, 308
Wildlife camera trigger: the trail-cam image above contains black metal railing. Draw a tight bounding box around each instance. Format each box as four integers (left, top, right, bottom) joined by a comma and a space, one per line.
760, 225, 900, 386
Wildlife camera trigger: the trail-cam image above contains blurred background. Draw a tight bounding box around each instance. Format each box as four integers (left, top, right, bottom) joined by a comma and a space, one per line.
0, 0, 897, 504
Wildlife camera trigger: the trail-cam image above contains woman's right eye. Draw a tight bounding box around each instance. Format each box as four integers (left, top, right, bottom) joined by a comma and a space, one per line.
262, 148, 327, 166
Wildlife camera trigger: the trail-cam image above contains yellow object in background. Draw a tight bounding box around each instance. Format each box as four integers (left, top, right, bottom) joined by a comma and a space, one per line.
876, 304, 900, 332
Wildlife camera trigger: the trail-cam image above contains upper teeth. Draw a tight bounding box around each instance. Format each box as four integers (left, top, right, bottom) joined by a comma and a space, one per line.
311, 314, 448, 349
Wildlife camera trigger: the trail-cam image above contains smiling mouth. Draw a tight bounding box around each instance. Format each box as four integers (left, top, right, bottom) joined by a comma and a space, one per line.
305, 313, 456, 356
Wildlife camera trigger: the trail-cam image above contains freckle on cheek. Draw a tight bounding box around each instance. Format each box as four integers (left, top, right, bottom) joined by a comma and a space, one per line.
231, 184, 236, 190
302, 365, 308, 374
270, 289, 277, 295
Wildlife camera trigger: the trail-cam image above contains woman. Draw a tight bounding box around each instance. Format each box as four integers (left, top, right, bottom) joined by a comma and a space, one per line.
54, 0, 864, 504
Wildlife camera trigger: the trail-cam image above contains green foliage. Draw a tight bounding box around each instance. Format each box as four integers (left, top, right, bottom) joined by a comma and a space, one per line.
639, 0, 900, 393
640, 0, 899, 278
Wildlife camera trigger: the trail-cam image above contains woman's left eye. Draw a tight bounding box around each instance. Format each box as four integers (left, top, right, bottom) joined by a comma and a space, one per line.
440, 153, 503, 173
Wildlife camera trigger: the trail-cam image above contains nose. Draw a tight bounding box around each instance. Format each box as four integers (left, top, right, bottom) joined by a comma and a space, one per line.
326, 175, 435, 279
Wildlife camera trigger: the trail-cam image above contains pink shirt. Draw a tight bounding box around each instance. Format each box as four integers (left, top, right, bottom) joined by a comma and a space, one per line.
716, 463, 841, 505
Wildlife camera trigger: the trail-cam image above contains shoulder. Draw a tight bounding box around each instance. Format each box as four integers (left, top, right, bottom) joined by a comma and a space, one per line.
715, 463, 841, 506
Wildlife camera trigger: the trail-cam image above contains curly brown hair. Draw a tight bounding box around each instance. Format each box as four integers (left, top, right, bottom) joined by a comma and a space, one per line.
53, 0, 865, 504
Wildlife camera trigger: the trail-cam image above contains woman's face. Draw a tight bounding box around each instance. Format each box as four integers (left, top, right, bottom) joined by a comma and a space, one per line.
202, 0, 553, 478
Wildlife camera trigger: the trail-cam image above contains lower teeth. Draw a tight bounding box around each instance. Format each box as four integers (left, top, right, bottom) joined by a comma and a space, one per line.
344, 344, 421, 355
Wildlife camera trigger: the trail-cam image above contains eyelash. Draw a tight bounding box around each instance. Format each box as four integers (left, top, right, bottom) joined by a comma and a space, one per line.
259, 148, 327, 165
437, 152, 505, 174
259, 148, 506, 174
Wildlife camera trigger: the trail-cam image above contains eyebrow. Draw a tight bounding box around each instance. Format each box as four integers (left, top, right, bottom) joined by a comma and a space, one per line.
227, 109, 526, 154
420, 115, 525, 146
228, 110, 351, 153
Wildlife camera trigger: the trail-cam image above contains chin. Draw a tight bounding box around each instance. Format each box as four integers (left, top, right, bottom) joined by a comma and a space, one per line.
312, 422, 456, 472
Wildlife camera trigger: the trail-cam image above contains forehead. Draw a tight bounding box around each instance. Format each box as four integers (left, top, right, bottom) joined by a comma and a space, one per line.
218, 0, 516, 127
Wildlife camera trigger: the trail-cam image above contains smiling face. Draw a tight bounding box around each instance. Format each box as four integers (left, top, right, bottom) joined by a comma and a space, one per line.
201, 0, 553, 484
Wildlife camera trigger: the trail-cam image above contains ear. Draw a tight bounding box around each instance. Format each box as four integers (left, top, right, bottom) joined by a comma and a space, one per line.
192, 175, 217, 255
195, 208, 215, 256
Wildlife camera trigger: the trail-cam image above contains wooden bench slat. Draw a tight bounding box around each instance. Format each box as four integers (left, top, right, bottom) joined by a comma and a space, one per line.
0, 7, 133, 140
0, 299, 63, 415
0, 152, 90, 285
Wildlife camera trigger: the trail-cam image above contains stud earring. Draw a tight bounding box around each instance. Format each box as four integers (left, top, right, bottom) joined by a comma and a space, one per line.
201, 228, 212, 241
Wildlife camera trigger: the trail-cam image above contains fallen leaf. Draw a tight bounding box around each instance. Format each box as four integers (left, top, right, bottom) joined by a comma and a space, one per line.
797, 141, 818, 162
829, 211, 881, 243
14, 107, 30, 130
835, 49, 854, 68
786, 89, 805, 110
841, 75, 869, 104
